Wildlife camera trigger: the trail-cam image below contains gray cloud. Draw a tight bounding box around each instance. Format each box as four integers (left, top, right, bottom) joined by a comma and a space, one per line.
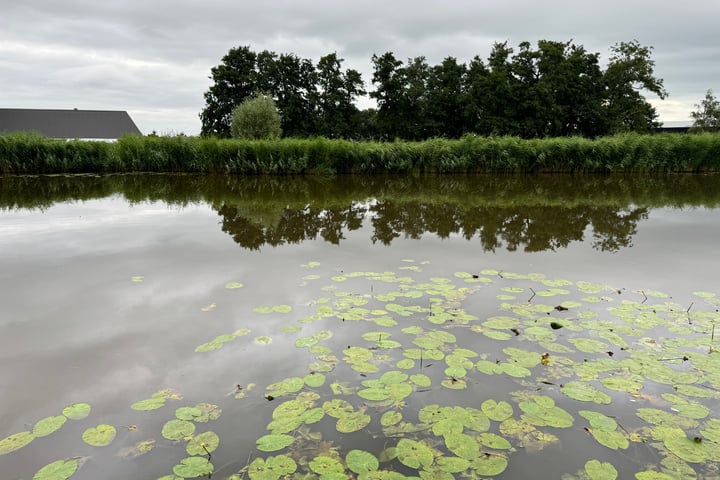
1, 0, 718, 134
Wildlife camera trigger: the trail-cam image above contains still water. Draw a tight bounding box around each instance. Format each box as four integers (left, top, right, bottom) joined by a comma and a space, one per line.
1, 174, 719, 479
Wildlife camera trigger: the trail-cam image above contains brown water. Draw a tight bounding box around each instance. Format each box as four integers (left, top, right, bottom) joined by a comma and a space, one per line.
1, 174, 719, 480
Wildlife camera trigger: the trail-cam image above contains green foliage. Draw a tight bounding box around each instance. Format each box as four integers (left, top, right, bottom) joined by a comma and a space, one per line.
690, 89, 720, 133
3, 133, 720, 175
231, 94, 282, 140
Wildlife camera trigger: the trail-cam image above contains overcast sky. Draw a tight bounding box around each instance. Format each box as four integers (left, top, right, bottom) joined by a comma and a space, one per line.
1, 1, 717, 135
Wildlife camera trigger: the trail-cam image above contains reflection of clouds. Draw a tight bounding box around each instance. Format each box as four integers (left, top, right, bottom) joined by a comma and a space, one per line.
0, 198, 204, 241
68, 363, 155, 406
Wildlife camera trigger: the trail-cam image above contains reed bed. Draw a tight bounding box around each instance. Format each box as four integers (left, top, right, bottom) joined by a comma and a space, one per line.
1, 132, 719, 175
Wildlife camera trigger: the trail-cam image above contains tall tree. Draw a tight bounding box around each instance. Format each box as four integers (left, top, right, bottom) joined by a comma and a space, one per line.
370, 52, 406, 139
689, 89, 720, 133
200, 46, 257, 137
425, 57, 468, 138
602, 40, 668, 133
314, 53, 366, 138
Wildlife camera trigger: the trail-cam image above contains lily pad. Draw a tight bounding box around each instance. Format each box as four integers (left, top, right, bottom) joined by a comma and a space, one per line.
173, 457, 214, 478
248, 455, 297, 480
585, 459, 618, 480
32, 459, 78, 480
256, 433, 295, 452
225, 282, 244, 289
186, 431, 220, 455
33, 416, 67, 438
161, 419, 195, 441
62, 403, 91, 420
396, 438, 434, 469
0, 431, 34, 455
82, 424, 116, 447
131, 397, 166, 411
346, 449, 379, 474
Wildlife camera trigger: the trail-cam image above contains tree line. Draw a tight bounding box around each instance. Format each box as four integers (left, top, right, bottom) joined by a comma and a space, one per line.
199, 40, 671, 140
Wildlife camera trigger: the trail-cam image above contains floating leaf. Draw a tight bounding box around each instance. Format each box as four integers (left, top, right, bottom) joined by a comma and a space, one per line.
131, 397, 166, 411
32, 416, 67, 438
175, 407, 203, 421
62, 403, 91, 420
436, 456, 471, 473
303, 372, 326, 388
481, 399, 513, 422
32, 458, 78, 480
584, 459, 618, 480
561, 381, 612, 404
346, 449, 379, 474
381, 411, 403, 427
309, 455, 345, 475
225, 282, 244, 289
173, 457, 214, 478
478, 432, 512, 450
248, 455, 297, 480
396, 438, 434, 469
470, 453, 508, 476
336, 411, 371, 433
186, 431, 219, 455
256, 434, 295, 452
82, 424, 116, 447
445, 432, 479, 460
254, 336, 272, 345
0, 431, 34, 455
131, 276, 144, 283
161, 419, 195, 441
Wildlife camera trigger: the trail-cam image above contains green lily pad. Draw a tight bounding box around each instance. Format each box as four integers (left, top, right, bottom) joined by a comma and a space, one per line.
470, 453, 508, 476
62, 403, 91, 420
381, 411, 403, 427
186, 431, 220, 455
585, 459, 618, 480
256, 434, 295, 452
131, 397, 166, 411
32, 458, 79, 480
346, 449, 379, 474
336, 411, 371, 433
82, 424, 116, 447
436, 456, 471, 473
478, 432, 512, 450
161, 419, 195, 441
225, 282, 244, 289
309, 455, 345, 475
248, 455, 297, 480
445, 432, 480, 460
304, 372, 326, 388
0, 431, 34, 455
173, 457, 214, 478
33, 416, 67, 438
396, 438, 434, 469
481, 399, 514, 422
175, 407, 203, 421
561, 381, 612, 404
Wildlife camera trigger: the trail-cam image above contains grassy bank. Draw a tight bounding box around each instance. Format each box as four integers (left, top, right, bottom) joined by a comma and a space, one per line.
1, 132, 720, 174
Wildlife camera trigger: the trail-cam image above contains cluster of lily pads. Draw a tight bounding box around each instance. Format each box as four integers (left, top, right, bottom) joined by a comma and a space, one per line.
2, 261, 719, 480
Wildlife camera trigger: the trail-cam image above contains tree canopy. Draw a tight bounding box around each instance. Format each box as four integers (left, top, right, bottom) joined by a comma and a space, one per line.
690, 89, 720, 133
200, 40, 668, 140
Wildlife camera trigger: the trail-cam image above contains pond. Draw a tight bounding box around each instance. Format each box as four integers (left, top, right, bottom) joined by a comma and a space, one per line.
1, 174, 719, 480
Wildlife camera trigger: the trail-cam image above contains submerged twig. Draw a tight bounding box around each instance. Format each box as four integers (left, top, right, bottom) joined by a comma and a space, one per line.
528, 287, 536, 303
641, 290, 648, 304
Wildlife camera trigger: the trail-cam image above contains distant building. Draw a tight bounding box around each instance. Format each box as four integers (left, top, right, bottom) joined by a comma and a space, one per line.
655, 120, 692, 134
0, 108, 142, 140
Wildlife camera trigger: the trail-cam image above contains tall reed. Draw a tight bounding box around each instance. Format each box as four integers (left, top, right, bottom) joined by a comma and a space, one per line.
1, 132, 719, 175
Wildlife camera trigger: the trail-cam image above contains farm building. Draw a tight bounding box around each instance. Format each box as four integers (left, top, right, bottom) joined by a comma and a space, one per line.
0, 108, 142, 140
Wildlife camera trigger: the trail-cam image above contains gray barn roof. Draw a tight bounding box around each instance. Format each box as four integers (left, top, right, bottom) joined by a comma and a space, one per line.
0, 108, 142, 139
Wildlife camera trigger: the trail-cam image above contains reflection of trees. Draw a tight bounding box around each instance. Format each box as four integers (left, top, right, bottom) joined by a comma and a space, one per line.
218, 199, 649, 253
0, 173, 709, 253
368, 201, 649, 252
218, 203, 365, 250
